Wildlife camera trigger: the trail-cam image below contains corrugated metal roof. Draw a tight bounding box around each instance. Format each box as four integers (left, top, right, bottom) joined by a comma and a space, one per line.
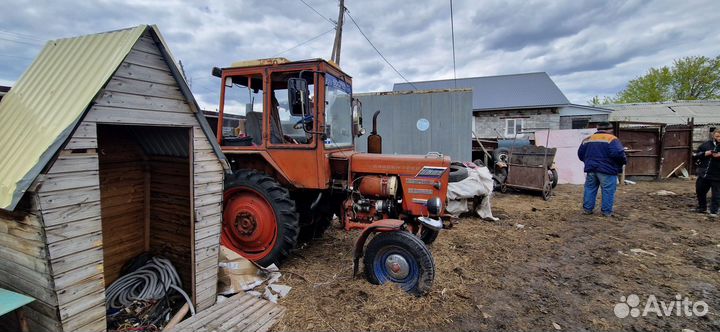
0, 25, 229, 211
606, 100, 720, 125
0, 25, 146, 211
131, 126, 189, 158
393, 72, 570, 111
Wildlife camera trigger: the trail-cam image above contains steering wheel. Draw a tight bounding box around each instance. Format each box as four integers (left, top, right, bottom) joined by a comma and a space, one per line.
293, 115, 314, 129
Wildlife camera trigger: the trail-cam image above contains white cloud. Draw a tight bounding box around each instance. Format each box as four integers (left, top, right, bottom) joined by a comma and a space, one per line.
0, 0, 719, 108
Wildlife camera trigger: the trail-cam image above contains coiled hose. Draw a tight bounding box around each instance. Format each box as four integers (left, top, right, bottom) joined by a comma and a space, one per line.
105, 257, 196, 316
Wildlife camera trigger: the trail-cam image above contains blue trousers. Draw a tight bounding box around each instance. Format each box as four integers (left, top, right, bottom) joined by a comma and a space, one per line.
583, 172, 617, 215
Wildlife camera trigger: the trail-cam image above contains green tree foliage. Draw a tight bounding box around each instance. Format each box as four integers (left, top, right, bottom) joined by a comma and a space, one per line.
671, 56, 720, 100
590, 55, 720, 105
615, 67, 673, 103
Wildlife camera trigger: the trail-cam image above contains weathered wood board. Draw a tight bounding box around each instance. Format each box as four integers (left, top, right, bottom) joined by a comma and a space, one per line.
169, 293, 285, 332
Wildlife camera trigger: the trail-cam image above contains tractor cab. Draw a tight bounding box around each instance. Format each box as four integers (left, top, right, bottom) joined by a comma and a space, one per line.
212, 58, 364, 188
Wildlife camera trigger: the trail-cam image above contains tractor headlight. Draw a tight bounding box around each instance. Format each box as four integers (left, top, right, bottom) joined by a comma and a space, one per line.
426, 196, 443, 216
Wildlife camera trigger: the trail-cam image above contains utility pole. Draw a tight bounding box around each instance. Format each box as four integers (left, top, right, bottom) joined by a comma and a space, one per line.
330, 0, 345, 65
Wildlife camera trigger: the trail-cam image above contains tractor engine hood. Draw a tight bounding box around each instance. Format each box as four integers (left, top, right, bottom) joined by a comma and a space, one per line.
349, 152, 450, 176
349, 152, 451, 217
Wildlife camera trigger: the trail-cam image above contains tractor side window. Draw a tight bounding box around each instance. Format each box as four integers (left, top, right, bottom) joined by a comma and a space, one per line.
222, 75, 264, 146
324, 74, 353, 148
269, 71, 315, 145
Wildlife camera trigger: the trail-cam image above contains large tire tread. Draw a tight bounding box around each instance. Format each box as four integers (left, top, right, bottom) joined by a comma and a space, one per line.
294, 192, 337, 242
448, 162, 469, 182
224, 169, 299, 267
364, 231, 435, 296
493, 147, 510, 164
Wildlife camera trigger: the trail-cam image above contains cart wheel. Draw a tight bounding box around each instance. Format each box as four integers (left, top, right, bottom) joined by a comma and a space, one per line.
548, 168, 558, 188
364, 231, 435, 296
493, 168, 508, 191
542, 182, 552, 200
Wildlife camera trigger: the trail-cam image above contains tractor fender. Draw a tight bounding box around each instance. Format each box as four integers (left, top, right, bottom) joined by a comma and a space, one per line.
225, 151, 292, 186
352, 219, 405, 277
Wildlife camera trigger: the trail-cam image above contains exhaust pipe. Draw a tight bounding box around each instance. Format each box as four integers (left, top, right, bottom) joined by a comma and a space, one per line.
367, 110, 382, 154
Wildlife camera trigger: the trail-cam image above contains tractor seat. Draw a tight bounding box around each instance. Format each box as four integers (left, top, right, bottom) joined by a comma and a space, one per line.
244, 111, 263, 145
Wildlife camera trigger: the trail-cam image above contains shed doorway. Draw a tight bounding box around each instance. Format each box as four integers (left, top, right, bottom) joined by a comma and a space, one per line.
96, 124, 194, 307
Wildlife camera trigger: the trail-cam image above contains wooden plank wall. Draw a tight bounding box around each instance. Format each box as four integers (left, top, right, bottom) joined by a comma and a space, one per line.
96, 125, 146, 285
148, 157, 192, 292
192, 126, 224, 311
38, 122, 107, 332
0, 197, 62, 332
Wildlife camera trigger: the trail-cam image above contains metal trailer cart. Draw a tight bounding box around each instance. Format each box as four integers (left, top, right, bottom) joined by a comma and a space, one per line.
500, 128, 557, 200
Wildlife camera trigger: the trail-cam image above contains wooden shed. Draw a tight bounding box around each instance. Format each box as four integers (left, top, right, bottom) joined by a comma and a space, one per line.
0, 25, 228, 331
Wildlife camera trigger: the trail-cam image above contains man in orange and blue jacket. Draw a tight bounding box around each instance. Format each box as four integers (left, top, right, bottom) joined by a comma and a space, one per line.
577, 122, 627, 217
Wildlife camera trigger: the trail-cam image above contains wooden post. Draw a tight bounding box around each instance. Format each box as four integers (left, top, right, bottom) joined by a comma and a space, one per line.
189, 127, 197, 308
144, 164, 151, 251
472, 130, 493, 165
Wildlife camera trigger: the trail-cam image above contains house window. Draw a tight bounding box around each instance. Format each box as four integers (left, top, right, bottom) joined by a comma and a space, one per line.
505, 118, 523, 137
571, 118, 590, 129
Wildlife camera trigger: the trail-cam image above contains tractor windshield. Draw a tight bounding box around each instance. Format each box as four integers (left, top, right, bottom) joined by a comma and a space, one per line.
324, 74, 352, 148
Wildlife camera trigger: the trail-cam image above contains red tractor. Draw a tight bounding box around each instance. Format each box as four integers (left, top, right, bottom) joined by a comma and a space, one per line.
211, 58, 450, 294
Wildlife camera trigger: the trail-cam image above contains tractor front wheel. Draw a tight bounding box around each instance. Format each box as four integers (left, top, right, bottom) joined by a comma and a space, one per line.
221, 170, 299, 267
364, 231, 435, 296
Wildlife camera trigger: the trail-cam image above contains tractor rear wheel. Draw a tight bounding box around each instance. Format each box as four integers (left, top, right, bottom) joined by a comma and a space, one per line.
222, 170, 299, 267
295, 192, 337, 243
364, 231, 435, 296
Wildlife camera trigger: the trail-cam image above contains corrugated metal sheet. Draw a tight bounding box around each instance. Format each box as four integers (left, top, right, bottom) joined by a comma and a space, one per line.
606, 100, 720, 125
393, 72, 569, 111
558, 104, 613, 116
0, 25, 147, 211
130, 126, 189, 158
354, 89, 473, 161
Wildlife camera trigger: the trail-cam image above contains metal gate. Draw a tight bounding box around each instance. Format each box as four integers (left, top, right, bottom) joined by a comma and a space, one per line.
660, 123, 694, 177
612, 121, 693, 179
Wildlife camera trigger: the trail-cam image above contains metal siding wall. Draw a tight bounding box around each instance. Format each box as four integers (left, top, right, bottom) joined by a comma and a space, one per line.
355, 90, 472, 161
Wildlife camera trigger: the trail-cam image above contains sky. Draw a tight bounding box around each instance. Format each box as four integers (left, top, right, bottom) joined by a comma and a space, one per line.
1, 0, 719, 110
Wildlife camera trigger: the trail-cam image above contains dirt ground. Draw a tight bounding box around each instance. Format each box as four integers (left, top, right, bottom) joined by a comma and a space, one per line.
272, 179, 720, 331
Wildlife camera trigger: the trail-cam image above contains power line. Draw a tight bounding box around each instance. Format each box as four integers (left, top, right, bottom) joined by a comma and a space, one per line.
272, 28, 335, 57
297, 0, 336, 26
345, 10, 418, 90
0, 53, 35, 60
0, 36, 43, 46
0, 30, 45, 42
450, 0, 458, 89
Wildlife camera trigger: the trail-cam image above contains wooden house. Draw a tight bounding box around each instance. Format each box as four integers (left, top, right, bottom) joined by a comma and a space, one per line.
0, 25, 229, 331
